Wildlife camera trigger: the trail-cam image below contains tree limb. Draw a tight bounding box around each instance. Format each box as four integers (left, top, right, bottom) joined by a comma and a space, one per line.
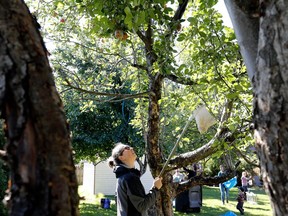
233, 144, 259, 167
175, 169, 236, 195
165, 74, 195, 85
63, 80, 150, 100
172, 0, 189, 22
224, 0, 259, 80
168, 125, 243, 171
165, 0, 189, 38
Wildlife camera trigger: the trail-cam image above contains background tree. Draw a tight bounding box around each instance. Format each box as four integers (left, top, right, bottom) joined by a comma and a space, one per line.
53, 42, 145, 162
0, 0, 79, 215
225, 0, 288, 215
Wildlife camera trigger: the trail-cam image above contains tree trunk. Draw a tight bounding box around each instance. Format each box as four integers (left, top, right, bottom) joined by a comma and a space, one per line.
0, 0, 79, 215
146, 73, 168, 215
224, 0, 259, 81
253, 1, 288, 215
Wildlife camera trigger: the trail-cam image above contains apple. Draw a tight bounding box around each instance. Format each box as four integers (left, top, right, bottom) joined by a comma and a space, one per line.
121, 32, 129, 40
176, 23, 182, 32
115, 29, 124, 39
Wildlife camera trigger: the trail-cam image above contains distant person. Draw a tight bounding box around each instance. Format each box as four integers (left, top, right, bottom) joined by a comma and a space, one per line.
253, 175, 263, 187
218, 165, 229, 204
108, 142, 163, 216
183, 164, 197, 179
241, 171, 250, 200
173, 169, 184, 183
241, 171, 250, 192
236, 186, 245, 215
184, 164, 203, 212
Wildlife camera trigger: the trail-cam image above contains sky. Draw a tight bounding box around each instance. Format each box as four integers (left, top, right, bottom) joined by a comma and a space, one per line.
214, 0, 233, 28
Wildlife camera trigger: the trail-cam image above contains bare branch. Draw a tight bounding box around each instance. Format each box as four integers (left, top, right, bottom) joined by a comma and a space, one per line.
172, 0, 189, 22
176, 169, 236, 194
63, 80, 150, 100
168, 125, 242, 171
165, 0, 189, 38
169, 129, 222, 168
233, 144, 259, 167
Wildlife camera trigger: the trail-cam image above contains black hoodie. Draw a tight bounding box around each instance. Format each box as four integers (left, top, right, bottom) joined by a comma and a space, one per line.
114, 165, 159, 216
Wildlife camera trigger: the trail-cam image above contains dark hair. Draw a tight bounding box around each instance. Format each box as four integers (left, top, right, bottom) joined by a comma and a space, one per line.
108, 142, 128, 168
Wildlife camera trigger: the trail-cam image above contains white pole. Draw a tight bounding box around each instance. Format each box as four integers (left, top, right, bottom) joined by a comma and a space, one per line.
159, 114, 194, 177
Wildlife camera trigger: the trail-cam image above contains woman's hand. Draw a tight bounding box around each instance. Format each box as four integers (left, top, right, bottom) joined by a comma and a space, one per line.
153, 177, 163, 190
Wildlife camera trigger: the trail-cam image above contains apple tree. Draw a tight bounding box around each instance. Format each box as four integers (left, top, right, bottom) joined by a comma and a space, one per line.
27, 0, 255, 215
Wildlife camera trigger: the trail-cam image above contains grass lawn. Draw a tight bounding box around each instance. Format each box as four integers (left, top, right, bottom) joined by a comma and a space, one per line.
79, 185, 272, 216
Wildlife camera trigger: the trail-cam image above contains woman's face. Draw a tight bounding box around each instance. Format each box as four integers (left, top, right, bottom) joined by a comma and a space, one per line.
118, 145, 137, 163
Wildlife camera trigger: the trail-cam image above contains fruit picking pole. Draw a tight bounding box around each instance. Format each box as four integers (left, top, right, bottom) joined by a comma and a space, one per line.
159, 114, 194, 177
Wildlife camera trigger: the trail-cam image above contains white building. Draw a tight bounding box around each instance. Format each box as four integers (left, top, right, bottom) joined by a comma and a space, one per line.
82, 161, 154, 195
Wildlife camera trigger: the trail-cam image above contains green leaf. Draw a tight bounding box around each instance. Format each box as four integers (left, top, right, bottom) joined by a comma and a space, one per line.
177, 34, 186, 42
124, 6, 133, 29
198, 31, 206, 37
226, 92, 239, 99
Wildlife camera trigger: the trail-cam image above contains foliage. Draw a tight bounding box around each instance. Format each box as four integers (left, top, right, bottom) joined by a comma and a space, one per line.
51, 40, 145, 162
24, 0, 257, 172
65, 96, 144, 163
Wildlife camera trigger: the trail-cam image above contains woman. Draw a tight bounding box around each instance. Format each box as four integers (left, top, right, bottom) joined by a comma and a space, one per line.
108, 143, 162, 216
241, 171, 249, 192
241, 171, 250, 200
218, 165, 229, 204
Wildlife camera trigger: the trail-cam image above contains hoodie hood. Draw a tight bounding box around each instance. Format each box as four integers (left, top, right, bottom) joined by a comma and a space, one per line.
114, 165, 141, 178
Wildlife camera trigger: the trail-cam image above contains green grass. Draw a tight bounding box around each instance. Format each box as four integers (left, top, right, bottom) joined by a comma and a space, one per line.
79, 186, 272, 216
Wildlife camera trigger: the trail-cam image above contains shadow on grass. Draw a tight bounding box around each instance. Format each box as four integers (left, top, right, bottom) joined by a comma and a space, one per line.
80, 203, 117, 216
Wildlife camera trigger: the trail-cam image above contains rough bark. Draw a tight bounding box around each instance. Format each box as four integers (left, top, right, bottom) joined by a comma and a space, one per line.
0, 0, 79, 215
147, 73, 165, 215
253, 1, 288, 215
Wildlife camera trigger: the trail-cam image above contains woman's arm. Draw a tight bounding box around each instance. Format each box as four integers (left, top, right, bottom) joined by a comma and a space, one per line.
125, 175, 160, 213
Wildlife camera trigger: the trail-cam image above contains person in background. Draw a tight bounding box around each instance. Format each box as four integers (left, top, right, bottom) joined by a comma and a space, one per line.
241, 171, 250, 200
172, 169, 185, 209
184, 163, 203, 212
183, 164, 197, 179
218, 165, 229, 204
108, 143, 162, 216
173, 169, 184, 183
236, 186, 245, 215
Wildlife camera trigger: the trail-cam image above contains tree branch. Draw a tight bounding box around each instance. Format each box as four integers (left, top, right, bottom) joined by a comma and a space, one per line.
165, 74, 195, 85
175, 169, 236, 194
168, 125, 242, 171
168, 128, 223, 168
224, 0, 259, 81
63, 80, 150, 100
233, 144, 259, 167
172, 0, 189, 22
165, 0, 189, 38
